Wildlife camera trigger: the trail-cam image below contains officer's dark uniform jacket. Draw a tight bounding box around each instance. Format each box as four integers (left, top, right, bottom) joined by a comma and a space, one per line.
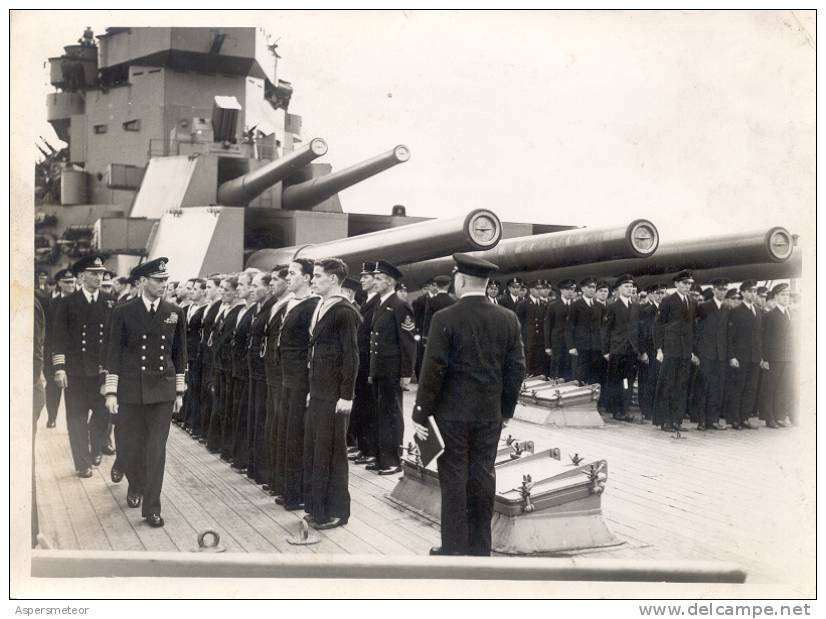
308, 298, 361, 401
762, 306, 794, 364
357, 294, 379, 371
413, 295, 525, 424
104, 297, 186, 404
369, 293, 417, 379
601, 298, 634, 355
655, 293, 697, 359
52, 289, 116, 377
543, 299, 571, 352
248, 296, 277, 381
726, 303, 763, 363
591, 301, 607, 350
694, 299, 728, 361
630, 301, 658, 357
565, 297, 595, 352
279, 296, 320, 390
421, 291, 455, 339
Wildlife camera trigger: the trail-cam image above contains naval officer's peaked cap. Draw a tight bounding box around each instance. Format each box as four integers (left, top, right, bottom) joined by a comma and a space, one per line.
132, 257, 171, 280
452, 253, 499, 278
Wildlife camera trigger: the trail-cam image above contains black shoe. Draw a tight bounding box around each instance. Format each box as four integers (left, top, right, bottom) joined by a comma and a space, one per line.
92, 455, 103, 466
145, 513, 164, 528
776, 420, 788, 428
274, 496, 286, 505
312, 517, 347, 530
284, 502, 305, 511
77, 468, 93, 478
710, 423, 727, 430
660, 424, 674, 433
429, 546, 461, 556
378, 466, 402, 476
765, 422, 779, 429
46, 420, 56, 429
696, 423, 706, 431
347, 451, 362, 462
190, 433, 201, 440
127, 494, 142, 508
354, 456, 376, 465
365, 463, 381, 471
111, 466, 124, 483
262, 484, 272, 492
731, 424, 742, 430
101, 446, 116, 456
742, 421, 758, 430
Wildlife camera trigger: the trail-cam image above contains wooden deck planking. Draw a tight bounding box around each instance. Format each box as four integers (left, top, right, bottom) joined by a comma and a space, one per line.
33, 389, 814, 589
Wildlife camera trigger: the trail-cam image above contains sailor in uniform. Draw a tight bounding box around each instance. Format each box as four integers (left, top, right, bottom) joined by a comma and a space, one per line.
51, 255, 115, 476
413, 253, 525, 556
304, 258, 361, 529
367, 260, 417, 475
761, 283, 797, 427
103, 257, 186, 527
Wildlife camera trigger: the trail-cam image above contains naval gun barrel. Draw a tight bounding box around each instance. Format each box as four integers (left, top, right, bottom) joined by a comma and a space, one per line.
217, 138, 328, 206
513, 226, 795, 286
281, 145, 410, 210
400, 220, 659, 288
245, 209, 503, 272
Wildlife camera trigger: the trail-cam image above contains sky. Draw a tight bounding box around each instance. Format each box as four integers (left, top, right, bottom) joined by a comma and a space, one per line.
16, 9, 815, 243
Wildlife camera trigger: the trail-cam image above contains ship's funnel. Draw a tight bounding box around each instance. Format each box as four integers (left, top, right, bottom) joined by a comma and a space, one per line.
217, 138, 328, 206
281, 145, 410, 211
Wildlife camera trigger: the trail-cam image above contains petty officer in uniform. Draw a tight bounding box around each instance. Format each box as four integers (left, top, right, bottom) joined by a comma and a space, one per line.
413, 253, 525, 556
51, 255, 115, 477
103, 257, 186, 527
367, 260, 417, 476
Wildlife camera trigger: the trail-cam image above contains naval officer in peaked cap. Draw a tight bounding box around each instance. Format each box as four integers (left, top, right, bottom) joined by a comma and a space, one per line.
413, 253, 525, 556
103, 257, 187, 527
51, 255, 116, 477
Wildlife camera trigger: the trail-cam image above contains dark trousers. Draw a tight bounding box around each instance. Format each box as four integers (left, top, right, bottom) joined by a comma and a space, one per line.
199, 363, 215, 438
724, 361, 760, 426
594, 353, 608, 409
183, 362, 201, 432
230, 377, 250, 467
248, 378, 269, 483
764, 361, 796, 425
64, 375, 110, 471
280, 383, 309, 505
693, 357, 727, 426
117, 401, 173, 517
605, 353, 637, 417
573, 349, 597, 385
45, 373, 61, 423
220, 374, 239, 460
267, 382, 284, 490
350, 368, 375, 457
525, 340, 546, 377
303, 397, 350, 524
437, 419, 502, 556
636, 353, 659, 419
207, 368, 228, 451
372, 377, 403, 468
548, 347, 572, 381
654, 357, 692, 427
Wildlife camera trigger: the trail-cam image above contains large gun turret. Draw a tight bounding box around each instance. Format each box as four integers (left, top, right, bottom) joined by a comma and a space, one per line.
245, 209, 502, 273
400, 220, 659, 288
281, 145, 410, 210
217, 138, 328, 206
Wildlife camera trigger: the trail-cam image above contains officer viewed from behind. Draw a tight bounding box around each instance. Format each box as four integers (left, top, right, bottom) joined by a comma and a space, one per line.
413, 253, 525, 556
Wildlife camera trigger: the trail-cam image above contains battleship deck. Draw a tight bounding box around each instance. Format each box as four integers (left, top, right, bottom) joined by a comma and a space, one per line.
33, 389, 814, 592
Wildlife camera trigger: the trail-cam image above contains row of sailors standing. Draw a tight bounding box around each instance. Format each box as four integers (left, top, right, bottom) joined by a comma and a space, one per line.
44, 252, 424, 531
492, 270, 798, 432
